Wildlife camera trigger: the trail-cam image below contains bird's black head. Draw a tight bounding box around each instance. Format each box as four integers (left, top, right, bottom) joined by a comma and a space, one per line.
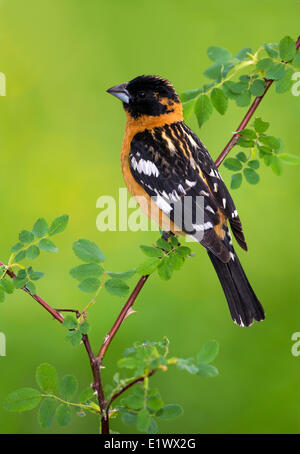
107, 75, 180, 119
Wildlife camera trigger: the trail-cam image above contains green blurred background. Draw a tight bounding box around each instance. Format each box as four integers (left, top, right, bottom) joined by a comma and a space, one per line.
0, 0, 299, 434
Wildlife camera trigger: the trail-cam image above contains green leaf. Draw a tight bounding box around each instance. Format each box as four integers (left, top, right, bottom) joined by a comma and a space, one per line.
3, 388, 41, 412
105, 278, 129, 296
137, 408, 151, 432
250, 79, 266, 96
78, 387, 95, 403
259, 135, 281, 151
79, 321, 90, 334
140, 245, 163, 258
122, 411, 138, 425
223, 158, 243, 171
247, 160, 260, 169
293, 49, 300, 68
118, 357, 140, 370
11, 242, 24, 253
278, 153, 300, 165
106, 269, 136, 280
275, 69, 293, 93
13, 276, 28, 289
204, 63, 223, 80
257, 58, 273, 71
207, 46, 232, 63
0, 278, 14, 294
235, 90, 251, 107
147, 396, 164, 411
14, 250, 26, 262
265, 63, 286, 80
26, 281, 36, 295
33, 218, 49, 238
235, 47, 252, 61
26, 245, 40, 260
231, 173, 242, 190
243, 168, 260, 185
175, 246, 191, 257
211, 88, 228, 115
264, 43, 278, 58
65, 330, 82, 347
38, 398, 57, 429
270, 156, 283, 176
49, 214, 69, 236
254, 117, 269, 133
180, 88, 202, 102
39, 239, 58, 253
239, 129, 256, 140
73, 239, 105, 263
197, 364, 219, 377
36, 363, 58, 393
237, 137, 255, 148
169, 253, 184, 270
147, 417, 158, 434
62, 315, 78, 330
229, 79, 249, 94
78, 278, 101, 294
156, 238, 171, 251
0, 287, 5, 303
197, 340, 219, 364
195, 95, 213, 128
157, 259, 173, 280
236, 152, 247, 162
177, 358, 199, 374
19, 230, 34, 244
182, 98, 196, 120
137, 257, 160, 275
157, 404, 183, 420
56, 404, 72, 426
28, 270, 44, 281
60, 375, 78, 401
70, 263, 104, 281
279, 36, 296, 62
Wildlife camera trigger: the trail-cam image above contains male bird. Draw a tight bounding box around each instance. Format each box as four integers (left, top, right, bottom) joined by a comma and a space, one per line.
107, 75, 265, 327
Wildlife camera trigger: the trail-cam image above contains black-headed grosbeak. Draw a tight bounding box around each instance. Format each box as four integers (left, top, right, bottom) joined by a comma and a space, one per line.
107, 75, 265, 327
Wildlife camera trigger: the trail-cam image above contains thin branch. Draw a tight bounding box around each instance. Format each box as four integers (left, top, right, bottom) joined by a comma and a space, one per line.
215, 35, 300, 167
97, 275, 149, 361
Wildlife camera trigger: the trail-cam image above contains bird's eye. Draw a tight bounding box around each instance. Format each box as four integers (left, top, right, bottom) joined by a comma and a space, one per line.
137, 91, 145, 99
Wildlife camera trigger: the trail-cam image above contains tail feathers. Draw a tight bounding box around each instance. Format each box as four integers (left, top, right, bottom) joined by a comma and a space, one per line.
207, 249, 265, 327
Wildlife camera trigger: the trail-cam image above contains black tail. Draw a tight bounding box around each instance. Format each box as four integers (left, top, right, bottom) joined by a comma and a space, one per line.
207, 249, 265, 327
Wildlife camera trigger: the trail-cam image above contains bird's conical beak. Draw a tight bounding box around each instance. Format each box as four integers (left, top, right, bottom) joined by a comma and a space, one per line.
106, 82, 130, 104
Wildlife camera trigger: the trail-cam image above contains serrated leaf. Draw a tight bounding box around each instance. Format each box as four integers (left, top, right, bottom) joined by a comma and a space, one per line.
38, 398, 57, 429
70, 263, 104, 281
250, 79, 266, 96
33, 218, 49, 238
231, 173, 242, 189
156, 237, 171, 251
264, 43, 278, 58
195, 95, 213, 128
78, 278, 101, 293
156, 404, 183, 420
60, 375, 78, 401
157, 259, 173, 280
243, 167, 260, 184
36, 363, 58, 393
19, 230, 34, 244
62, 315, 78, 330
56, 404, 72, 426
257, 58, 273, 71
65, 330, 82, 347
211, 88, 228, 115
73, 239, 105, 263
137, 257, 160, 275
254, 118, 269, 133
49, 215, 69, 236
279, 36, 296, 62
247, 160, 260, 169
197, 340, 219, 364
26, 245, 40, 260
266, 62, 286, 80
39, 239, 58, 253
106, 269, 136, 280
3, 388, 41, 412
140, 245, 163, 258
223, 158, 243, 171
105, 279, 129, 296
137, 408, 151, 432
207, 46, 232, 63
197, 364, 219, 377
